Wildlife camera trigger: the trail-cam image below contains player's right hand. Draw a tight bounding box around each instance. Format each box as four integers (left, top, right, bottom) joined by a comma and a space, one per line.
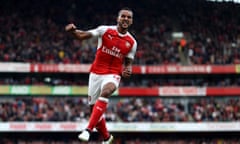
122, 67, 132, 79
65, 23, 77, 32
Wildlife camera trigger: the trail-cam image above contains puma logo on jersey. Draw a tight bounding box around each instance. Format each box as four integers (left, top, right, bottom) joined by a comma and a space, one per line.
107, 34, 113, 40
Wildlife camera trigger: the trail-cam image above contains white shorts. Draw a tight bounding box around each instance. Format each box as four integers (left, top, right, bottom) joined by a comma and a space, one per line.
88, 72, 121, 105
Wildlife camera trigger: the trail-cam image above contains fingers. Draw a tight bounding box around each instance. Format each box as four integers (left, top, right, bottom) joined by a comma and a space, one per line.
65, 23, 76, 32
122, 66, 132, 78
122, 72, 130, 78
122, 69, 131, 78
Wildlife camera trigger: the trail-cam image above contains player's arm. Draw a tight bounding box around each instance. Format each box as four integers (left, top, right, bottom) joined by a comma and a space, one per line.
65, 23, 93, 40
122, 40, 137, 78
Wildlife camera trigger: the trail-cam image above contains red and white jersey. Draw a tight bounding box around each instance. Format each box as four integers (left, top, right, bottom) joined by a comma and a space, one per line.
88, 25, 137, 75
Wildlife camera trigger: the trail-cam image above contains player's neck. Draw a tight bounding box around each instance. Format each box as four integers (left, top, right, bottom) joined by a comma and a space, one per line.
117, 26, 128, 35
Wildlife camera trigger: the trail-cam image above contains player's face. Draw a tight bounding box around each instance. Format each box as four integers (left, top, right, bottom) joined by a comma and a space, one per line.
117, 10, 133, 29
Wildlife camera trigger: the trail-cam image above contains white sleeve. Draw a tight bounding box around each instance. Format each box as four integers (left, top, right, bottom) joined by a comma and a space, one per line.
126, 40, 137, 60
87, 25, 107, 37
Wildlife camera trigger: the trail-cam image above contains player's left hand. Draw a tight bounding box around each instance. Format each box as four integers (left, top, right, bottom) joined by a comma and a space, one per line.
122, 67, 132, 78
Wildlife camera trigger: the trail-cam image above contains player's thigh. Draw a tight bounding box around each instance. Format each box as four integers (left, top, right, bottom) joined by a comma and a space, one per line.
88, 73, 102, 105
100, 74, 121, 96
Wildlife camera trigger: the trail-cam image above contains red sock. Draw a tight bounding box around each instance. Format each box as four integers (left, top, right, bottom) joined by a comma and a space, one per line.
87, 99, 108, 131
96, 117, 110, 140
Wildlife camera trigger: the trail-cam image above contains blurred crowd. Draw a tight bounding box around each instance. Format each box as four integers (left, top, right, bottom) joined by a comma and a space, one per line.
0, 0, 240, 65
0, 97, 239, 122
0, 97, 115, 122
117, 97, 240, 122
0, 97, 89, 122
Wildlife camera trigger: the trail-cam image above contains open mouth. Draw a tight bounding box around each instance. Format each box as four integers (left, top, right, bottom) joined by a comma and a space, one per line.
122, 21, 128, 27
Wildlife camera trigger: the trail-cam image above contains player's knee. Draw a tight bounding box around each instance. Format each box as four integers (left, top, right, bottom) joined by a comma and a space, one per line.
101, 89, 113, 98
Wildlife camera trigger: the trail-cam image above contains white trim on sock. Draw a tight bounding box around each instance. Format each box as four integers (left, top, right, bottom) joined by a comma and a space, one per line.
98, 97, 109, 103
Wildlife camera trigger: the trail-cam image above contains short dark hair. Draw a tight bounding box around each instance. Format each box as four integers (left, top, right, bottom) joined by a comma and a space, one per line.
120, 7, 132, 12
118, 7, 133, 16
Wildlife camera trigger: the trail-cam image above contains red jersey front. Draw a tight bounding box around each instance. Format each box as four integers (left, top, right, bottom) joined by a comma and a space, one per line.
88, 25, 137, 75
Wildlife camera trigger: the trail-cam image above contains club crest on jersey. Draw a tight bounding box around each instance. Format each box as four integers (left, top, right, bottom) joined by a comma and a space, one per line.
125, 42, 131, 48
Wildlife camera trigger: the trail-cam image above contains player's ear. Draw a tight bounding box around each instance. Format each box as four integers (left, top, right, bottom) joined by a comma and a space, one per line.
116, 16, 120, 23
129, 18, 133, 26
